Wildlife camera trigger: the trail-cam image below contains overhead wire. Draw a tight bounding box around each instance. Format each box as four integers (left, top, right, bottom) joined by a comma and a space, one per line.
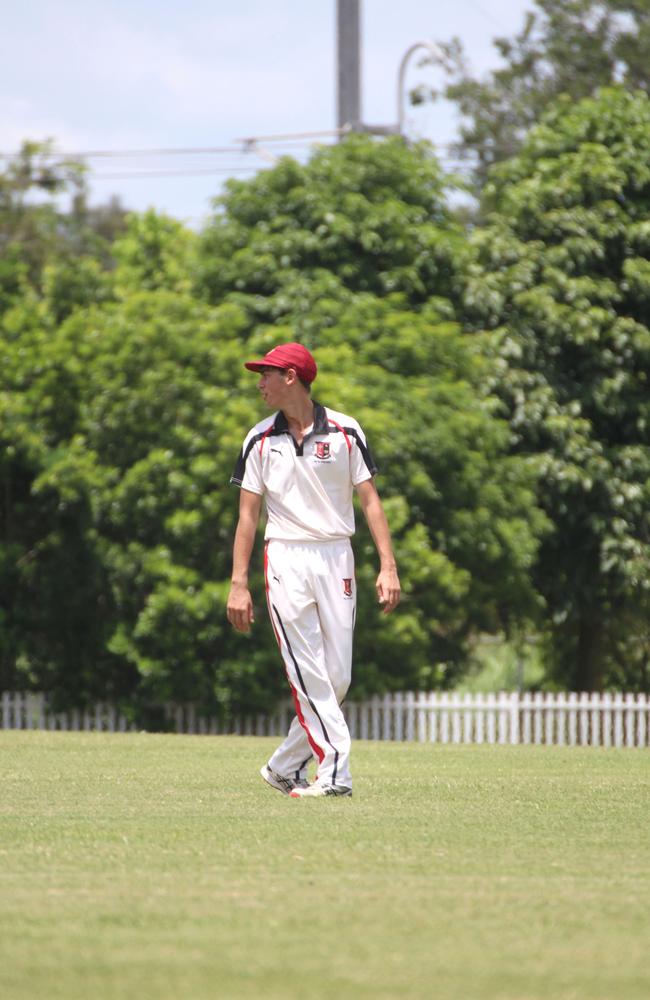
91, 165, 262, 181
0, 130, 349, 162
462, 0, 510, 33
0, 135, 480, 162
0, 127, 477, 200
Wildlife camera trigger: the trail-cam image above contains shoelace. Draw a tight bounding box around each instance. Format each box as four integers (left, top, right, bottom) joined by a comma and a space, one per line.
269, 768, 308, 792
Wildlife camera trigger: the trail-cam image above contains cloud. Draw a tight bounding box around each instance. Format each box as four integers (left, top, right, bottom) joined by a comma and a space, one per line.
1, 1, 334, 152
0, 0, 531, 218
0, 98, 93, 153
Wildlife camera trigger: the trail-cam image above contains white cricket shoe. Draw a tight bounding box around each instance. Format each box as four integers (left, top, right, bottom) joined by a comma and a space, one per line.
289, 782, 352, 798
260, 764, 310, 796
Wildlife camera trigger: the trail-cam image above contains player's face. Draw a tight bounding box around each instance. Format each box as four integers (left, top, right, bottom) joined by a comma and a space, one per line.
257, 367, 289, 408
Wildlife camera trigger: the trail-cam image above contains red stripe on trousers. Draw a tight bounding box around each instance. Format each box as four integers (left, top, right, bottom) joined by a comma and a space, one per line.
264, 542, 283, 648
263, 542, 325, 764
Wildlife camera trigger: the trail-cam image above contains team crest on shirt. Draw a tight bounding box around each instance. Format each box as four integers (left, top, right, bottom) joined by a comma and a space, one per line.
342, 578, 353, 598
314, 441, 331, 460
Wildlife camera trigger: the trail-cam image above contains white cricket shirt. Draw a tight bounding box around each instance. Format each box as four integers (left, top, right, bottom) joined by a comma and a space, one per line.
230, 402, 377, 541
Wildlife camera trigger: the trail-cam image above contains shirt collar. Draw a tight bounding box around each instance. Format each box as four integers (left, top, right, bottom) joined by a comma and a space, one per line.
272, 401, 329, 436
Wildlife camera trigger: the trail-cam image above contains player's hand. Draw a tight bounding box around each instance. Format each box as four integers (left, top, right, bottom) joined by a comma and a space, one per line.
227, 583, 255, 633
376, 567, 401, 615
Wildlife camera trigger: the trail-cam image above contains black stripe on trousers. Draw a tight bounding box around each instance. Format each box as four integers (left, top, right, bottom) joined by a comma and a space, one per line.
295, 754, 313, 781
272, 603, 339, 787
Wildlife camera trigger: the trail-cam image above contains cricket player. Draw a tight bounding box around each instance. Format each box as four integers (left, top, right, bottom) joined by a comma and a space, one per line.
227, 343, 400, 797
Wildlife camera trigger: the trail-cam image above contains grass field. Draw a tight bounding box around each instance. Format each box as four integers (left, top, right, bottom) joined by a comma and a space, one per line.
0, 733, 648, 1000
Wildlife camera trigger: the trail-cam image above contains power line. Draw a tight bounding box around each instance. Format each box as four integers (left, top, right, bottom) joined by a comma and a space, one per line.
0, 127, 478, 187
463, 0, 510, 33
88, 159, 474, 182
0, 144, 244, 160
91, 165, 262, 181
0, 130, 350, 162
0, 132, 478, 163
238, 127, 350, 145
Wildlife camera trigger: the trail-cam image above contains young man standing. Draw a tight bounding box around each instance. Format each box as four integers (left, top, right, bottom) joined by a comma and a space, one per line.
227, 343, 400, 798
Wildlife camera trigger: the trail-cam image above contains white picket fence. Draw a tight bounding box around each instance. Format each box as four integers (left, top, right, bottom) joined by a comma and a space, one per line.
2, 690, 649, 747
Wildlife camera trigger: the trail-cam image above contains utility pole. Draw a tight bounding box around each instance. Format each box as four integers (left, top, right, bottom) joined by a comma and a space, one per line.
336, 1, 440, 138
336, 0, 361, 131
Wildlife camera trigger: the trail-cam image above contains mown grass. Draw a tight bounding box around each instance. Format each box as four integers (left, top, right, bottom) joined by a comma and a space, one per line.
0, 732, 648, 1000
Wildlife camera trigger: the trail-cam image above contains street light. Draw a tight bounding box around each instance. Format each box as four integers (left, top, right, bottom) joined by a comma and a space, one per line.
359, 39, 444, 138
396, 41, 443, 137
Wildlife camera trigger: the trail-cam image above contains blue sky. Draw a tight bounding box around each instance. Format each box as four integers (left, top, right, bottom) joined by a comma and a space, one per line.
2, 0, 533, 225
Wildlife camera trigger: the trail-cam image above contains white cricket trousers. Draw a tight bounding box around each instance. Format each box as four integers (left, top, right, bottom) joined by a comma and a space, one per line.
264, 537, 356, 791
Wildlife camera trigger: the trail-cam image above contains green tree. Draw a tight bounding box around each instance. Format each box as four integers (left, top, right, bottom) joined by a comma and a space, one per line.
54, 291, 276, 716
0, 274, 291, 715
1, 142, 77, 312
307, 297, 547, 692
0, 292, 122, 700
112, 209, 197, 297
421, 0, 650, 192
2, 138, 546, 714
0, 141, 127, 320
198, 135, 464, 313
198, 135, 547, 691
464, 87, 650, 690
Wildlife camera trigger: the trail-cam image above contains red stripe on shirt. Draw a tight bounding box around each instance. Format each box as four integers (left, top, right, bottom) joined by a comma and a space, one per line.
327, 418, 352, 452
259, 424, 274, 456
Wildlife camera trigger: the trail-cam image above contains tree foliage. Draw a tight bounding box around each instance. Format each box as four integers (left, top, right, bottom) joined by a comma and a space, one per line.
199, 136, 547, 692
198, 136, 464, 313
1, 136, 547, 713
0, 278, 290, 715
9, 107, 650, 708
423, 0, 650, 191
463, 87, 650, 690
0, 141, 128, 321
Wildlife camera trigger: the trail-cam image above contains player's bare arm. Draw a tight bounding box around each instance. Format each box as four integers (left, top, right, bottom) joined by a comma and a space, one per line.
355, 478, 401, 614
227, 488, 263, 633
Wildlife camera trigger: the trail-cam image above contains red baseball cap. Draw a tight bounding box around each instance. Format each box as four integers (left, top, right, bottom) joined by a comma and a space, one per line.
244, 342, 317, 384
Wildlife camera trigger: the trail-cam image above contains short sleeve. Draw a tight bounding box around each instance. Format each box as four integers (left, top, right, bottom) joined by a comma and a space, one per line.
350, 421, 378, 486
230, 433, 265, 494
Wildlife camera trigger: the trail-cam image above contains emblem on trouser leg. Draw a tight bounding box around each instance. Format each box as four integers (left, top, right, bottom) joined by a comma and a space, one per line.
342, 578, 353, 598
